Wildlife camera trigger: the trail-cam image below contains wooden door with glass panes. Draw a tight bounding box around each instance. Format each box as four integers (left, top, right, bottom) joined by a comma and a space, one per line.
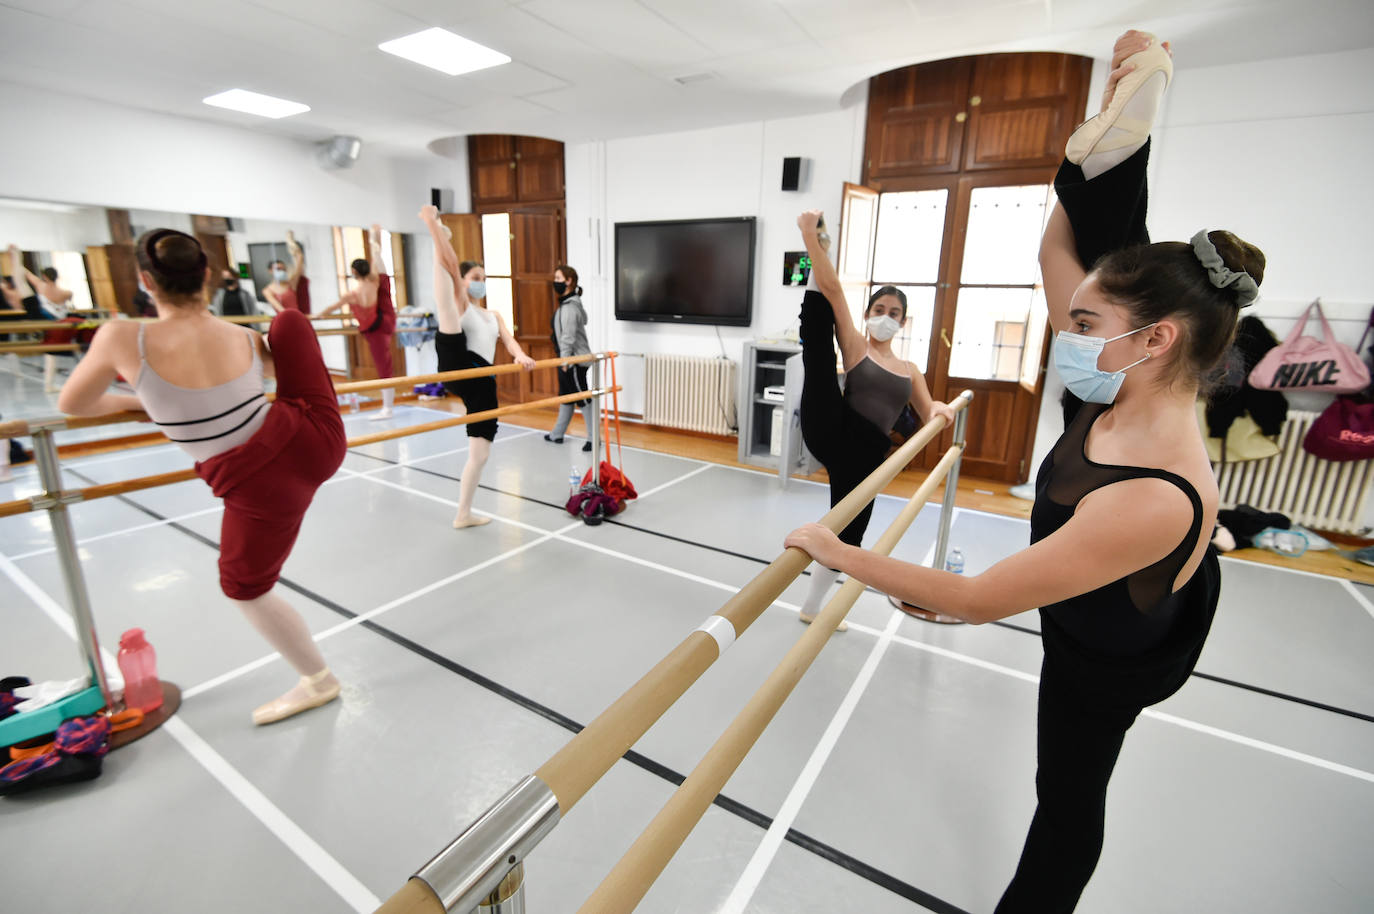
839, 173, 1055, 481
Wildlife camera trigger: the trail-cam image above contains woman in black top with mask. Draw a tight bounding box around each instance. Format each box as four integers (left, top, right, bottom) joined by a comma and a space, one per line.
786, 31, 1265, 912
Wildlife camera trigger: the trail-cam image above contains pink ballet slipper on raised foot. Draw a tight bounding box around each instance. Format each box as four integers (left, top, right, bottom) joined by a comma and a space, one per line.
1066, 34, 1172, 166
252, 667, 340, 726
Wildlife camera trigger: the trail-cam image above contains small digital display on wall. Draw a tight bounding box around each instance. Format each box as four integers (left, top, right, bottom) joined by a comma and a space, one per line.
783, 250, 811, 286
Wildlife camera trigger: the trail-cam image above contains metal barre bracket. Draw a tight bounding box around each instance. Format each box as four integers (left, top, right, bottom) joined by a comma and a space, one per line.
414, 775, 560, 912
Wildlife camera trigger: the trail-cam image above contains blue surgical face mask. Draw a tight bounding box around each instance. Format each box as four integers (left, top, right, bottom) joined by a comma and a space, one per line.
272, 268, 288, 282
1053, 323, 1155, 404
467, 279, 486, 300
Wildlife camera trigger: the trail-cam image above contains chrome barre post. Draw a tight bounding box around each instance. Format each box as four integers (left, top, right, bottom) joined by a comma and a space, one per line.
413, 775, 560, 913
931, 392, 971, 572
31, 424, 114, 706
590, 358, 602, 472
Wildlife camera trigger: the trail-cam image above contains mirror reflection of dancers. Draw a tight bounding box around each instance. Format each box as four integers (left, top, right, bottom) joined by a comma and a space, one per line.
419, 205, 535, 528
262, 230, 310, 314
788, 32, 1264, 912
793, 210, 955, 631
21, 258, 75, 392
61, 229, 346, 726
319, 224, 397, 420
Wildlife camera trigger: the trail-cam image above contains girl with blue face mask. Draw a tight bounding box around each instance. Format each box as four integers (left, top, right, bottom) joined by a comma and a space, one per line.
418, 205, 536, 529
785, 30, 1265, 912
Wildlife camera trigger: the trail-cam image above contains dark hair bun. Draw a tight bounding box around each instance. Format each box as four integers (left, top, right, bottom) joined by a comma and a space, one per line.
1208, 230, 1265, 288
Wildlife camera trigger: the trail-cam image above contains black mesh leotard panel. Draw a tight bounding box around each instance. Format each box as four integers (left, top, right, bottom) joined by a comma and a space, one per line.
1031, 402, 1206, 656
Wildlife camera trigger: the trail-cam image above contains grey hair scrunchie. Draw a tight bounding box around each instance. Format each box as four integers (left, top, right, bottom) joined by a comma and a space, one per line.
1191, 230, 1259, 307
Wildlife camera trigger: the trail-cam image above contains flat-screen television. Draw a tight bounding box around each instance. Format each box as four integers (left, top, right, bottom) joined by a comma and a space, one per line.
615, 217, 756, 326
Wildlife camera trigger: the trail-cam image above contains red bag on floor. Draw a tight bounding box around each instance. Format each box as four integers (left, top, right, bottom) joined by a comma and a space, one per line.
570, 355, 637, 514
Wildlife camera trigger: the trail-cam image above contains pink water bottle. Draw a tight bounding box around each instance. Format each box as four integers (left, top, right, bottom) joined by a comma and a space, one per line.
118, 628, 162, 712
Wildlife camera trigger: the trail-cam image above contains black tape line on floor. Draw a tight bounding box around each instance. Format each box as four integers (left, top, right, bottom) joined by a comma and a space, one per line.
347, 450, 1374, 727
78, 469, 971, 913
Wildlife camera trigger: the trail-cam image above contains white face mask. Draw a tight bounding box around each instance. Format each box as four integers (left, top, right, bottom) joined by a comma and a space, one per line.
466, 279, 486, 300
272, 268, 288, 283
866, 314, 901, 342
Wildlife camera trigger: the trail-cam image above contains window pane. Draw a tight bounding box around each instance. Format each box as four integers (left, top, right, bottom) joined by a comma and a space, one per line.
886, 284, 936, 374
872, 190, 947, 284
485, 277, 514, 332
949, 287, 1037, 381
481, 213, 512, 277
52, 251, 93, 311
959, 185, 1053, 285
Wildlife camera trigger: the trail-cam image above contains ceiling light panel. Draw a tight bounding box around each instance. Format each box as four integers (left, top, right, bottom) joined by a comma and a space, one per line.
202, 89, 310, 119
378, 27, 511, 76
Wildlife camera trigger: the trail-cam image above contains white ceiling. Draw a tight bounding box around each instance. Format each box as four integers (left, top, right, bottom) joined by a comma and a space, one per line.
2, 0, 1372, 155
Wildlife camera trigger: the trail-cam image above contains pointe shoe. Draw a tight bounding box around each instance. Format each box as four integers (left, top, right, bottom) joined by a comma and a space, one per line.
798, 611, 848, 633
369, 408, 393, 421
1066, 35, 1172, 165
252, 668, 340, 726
453, 514, 492, 529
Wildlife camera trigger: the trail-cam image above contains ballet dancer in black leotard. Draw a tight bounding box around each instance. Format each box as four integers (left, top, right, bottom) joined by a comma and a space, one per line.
787, 31, 1265, 912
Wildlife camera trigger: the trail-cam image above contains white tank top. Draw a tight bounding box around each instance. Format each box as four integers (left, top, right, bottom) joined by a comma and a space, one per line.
461, 306, 498, 364
133, 324, 270, 461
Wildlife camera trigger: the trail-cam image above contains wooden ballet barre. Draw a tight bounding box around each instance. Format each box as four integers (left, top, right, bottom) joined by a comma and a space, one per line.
579, 444, 966, 913
0, 343, 82, 354
532, 390, 972, 815
334, 351, 613, 395
0, 385, 622, 519
0, 352, 615, 439
368, 391, 974, 914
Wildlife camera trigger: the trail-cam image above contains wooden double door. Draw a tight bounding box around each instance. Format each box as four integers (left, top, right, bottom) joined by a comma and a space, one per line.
850, 51, 1091, 482
440, 206, 565, 403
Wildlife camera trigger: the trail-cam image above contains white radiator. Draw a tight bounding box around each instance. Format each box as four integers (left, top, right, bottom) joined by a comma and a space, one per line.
643, 355, 737, 435
1215, 409, 1374, 534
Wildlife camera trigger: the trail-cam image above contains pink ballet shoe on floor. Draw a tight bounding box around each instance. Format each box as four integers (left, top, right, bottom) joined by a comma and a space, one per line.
252, 668, 340, 726
1066, 34, 1172, 165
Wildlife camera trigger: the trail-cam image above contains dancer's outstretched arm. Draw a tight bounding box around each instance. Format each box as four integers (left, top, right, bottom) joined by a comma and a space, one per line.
6, 246, 33, 298
495, 313, 536, 370
420, 205, 465, 334
1039, 204, 1085, 336
797, 211, 865, 369
285, 231, 305, 287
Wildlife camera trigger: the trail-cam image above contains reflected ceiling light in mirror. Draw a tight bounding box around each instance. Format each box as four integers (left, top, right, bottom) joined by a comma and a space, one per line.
378, 27, 510, 76
203, 89, 310, 119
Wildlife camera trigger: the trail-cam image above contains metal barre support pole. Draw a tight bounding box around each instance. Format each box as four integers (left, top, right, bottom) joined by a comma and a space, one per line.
931, 398, 970, 572
410, 775, 560, 913
30, 424, 113, 706
590, 359, 602, 472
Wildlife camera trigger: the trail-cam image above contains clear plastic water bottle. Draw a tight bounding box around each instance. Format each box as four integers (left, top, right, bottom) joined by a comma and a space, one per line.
117, 628, 163, 713
569, 466, 581, 495
944, 547, 965, 575
350, 393, 362, 413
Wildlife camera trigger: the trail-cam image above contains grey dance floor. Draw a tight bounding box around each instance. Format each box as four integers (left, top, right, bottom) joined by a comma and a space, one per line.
2, 369, 1372, 912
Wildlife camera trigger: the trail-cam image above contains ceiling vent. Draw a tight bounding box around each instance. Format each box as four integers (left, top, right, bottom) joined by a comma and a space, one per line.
316, 135, 362, 170
673, 71, 716, 86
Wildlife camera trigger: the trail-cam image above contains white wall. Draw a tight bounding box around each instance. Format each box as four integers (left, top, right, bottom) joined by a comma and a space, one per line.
0, 82, 466, 250
0, 203, 111, 253
566, 98, 867, 415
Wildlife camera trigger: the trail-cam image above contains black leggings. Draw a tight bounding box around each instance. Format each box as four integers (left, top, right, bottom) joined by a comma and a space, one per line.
798, 290, 892, 547
1056, 139, 1153, 426
997, 140, 1220, 913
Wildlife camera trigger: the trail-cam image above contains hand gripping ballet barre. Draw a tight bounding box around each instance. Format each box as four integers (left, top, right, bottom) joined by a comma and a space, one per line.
373, 390, 974, 914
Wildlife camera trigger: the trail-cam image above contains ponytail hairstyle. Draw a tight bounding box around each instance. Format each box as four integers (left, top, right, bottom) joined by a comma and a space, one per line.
135, 229, 208, 301
554, 263, 582, 297
1093, 230, 1265, 389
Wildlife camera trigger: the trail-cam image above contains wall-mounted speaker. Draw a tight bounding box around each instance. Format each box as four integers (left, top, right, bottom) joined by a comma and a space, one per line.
781, 156, 804, 191
430, 188, 455, 211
